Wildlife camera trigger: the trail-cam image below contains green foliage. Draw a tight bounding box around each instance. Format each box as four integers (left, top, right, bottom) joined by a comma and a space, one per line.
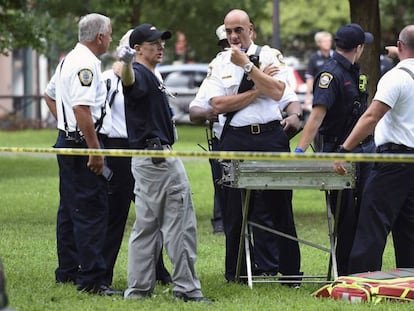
380, 0, 414, 35
256, 0, 350, 57
0, 0, 51, 55
2, 0, 414, 65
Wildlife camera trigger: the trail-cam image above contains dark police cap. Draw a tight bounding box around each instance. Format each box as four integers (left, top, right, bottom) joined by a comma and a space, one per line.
129, 23, 172, 47
335, 23, 373, 49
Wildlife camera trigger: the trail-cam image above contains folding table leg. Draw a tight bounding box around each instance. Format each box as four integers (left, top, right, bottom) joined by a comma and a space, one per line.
325, 190, 339, 280
235, 189, 252, 287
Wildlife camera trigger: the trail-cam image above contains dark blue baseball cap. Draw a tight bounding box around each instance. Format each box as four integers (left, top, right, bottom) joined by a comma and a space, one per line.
129, 23, 172, 47
335, 23, 373, 49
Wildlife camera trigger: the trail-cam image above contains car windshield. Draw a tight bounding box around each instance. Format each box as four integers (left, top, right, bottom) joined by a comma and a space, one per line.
164, 72, 191, 88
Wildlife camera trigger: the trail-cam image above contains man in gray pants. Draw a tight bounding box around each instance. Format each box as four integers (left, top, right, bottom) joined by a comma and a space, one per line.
117, 23, 209, 303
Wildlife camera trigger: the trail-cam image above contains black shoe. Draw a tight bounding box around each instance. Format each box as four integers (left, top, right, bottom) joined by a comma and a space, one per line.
0, 259, 9, 309
173, 291, 211, 304
78, 284, 123, 296
156, 266, 172, 285
156, 274, 172, 285
95, 285, 123, 296
213, 225, 224, 235
254, 271, 278, 278
55, 273, 77, 284
279, 272, 303, 289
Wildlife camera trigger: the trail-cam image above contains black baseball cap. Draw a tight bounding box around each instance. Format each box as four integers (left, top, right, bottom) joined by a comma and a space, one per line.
335, 23, 373, 49
129, 23, 172, 47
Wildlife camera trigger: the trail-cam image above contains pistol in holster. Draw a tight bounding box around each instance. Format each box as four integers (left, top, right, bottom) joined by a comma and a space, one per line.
146, 137, 165, 164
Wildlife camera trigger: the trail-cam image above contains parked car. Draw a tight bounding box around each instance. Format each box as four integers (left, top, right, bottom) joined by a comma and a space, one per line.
158, 63, 209, 124
158, 62, 307, 124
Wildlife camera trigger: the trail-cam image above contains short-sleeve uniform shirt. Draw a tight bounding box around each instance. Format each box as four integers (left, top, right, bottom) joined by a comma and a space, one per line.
374, 59, 414, 147
204, 43, 298, 127
53, 43, 111, 134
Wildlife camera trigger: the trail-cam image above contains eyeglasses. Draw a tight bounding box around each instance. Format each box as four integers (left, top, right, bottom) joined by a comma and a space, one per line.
142, 39, 165, 47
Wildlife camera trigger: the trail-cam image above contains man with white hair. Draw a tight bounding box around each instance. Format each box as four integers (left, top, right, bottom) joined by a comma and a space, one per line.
44, 13, 120, 295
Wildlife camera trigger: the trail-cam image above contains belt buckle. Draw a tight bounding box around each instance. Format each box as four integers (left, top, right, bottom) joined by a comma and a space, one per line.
250, 123, 260, 134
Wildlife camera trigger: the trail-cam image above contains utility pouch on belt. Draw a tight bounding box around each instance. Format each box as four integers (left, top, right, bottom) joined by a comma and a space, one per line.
65, 131, 85, 145
146, 137, 165, 164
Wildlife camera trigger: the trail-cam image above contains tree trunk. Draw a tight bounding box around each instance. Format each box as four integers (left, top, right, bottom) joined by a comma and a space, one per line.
349, 0, 381, 104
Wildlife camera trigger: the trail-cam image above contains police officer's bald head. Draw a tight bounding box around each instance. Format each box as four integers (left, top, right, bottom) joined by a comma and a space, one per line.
224, 9, 253, 49
224, 9, 250, 25
398, 25, 414, 52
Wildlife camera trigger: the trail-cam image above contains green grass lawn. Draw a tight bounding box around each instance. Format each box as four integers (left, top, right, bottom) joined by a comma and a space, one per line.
0, 126, 404, 310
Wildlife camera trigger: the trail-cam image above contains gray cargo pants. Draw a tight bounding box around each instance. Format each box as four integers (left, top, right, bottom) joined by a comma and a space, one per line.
124, 156, 203, 299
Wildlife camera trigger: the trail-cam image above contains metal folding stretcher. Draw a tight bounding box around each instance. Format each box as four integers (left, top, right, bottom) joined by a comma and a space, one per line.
221, 160, 355, 289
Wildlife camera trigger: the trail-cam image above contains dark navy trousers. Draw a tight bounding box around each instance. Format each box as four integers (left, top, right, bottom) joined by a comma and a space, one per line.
210, 136, 224, 230
55, 131, 108, 290
220, 125, 301, 281
101, 138, 134, 285
349, 149, 414, 274
323, 139, 374, 275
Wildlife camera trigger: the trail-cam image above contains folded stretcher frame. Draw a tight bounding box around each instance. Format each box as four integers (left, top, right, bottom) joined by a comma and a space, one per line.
221, 160, 356, 289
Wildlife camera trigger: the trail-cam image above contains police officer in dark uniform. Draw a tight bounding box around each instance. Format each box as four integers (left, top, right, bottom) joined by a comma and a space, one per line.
102, 30, 171, 287
304, 31, 334, 114
295, 23, 375, 276
118, 23, 208, 302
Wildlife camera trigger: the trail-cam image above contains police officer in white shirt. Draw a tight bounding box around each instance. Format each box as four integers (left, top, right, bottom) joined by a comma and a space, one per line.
44, 13, 121, 296
334, 24, 414, 274
203, 9, 302, 284
189, 25, 228, 235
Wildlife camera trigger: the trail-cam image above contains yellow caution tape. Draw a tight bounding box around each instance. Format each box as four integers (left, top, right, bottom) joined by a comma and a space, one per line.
1, 146, 414, 162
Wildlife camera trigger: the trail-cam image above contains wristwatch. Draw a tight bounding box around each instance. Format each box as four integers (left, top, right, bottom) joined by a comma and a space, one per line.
243, 62, 254, 74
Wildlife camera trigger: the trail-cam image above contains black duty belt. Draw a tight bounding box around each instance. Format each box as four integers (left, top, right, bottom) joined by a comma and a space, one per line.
377, 142, 414, 153
103, 137, 129, 148
59, 130, 107, 142
229, 120, 281, 135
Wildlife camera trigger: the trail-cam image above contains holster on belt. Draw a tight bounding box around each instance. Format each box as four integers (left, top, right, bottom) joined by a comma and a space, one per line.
146, 137, 165, 164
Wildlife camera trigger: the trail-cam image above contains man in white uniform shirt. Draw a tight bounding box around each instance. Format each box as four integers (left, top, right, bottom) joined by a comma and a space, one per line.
203, 9, 302, 285
334, 25, 414, 274
44, 13, 120, 295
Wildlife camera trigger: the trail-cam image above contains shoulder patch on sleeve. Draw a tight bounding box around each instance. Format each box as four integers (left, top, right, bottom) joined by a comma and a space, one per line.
276, 53, 285, 65
78, 69, 93, 86
318, 72, 333, 88
207, 64, 213, 78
